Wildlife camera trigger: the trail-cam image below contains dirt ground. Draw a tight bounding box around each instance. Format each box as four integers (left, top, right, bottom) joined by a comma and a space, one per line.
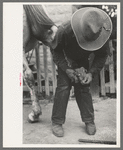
23, 98, 116, 145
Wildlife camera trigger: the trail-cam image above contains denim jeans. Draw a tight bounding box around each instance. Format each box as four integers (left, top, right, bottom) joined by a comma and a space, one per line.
51, 67, 94, 125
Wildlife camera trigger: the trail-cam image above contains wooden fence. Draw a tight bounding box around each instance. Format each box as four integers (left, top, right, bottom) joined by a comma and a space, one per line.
90, 39, 116, 98
102, 40, 116, 96
24, 39, 116, 99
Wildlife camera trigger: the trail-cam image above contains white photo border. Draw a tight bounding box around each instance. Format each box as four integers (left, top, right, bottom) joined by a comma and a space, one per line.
3, 2, 121, 148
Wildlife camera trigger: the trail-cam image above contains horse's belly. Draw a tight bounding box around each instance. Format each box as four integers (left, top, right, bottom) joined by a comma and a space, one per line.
23, 8, 39, 53
25, 37, 38, 53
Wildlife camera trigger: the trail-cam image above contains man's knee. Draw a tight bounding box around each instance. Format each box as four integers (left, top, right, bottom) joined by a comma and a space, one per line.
74, 83, 90, 93
56, 81, 71, 92
57, 76, 71, 90
56, 84, 71, 93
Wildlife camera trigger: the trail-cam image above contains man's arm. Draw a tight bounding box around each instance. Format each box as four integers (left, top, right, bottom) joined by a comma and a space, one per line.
50, 47, 71, 72
50, 27, 79, 83
88, 41, 109, 77
50, 26, 71, 72
50, 47, 79, 83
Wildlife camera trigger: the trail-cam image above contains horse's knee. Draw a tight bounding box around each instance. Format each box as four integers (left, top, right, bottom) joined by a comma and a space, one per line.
23, 69, 35, 89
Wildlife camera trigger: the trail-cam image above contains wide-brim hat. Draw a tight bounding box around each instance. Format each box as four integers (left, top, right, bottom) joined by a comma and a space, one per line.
71, 7, 112, 51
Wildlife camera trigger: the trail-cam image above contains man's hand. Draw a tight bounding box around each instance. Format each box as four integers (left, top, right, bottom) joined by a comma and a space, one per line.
75, 67, 92, 84
75, 67, 87, 82
81, 73, 92, 84
66, 69, 79, 83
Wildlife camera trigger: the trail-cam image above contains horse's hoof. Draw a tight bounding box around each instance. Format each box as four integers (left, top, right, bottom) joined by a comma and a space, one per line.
28, 118, 39, 123
28, 112, 40, 123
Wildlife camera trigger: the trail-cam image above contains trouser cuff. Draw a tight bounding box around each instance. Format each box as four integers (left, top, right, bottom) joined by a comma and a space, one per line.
82, 117, 94, 123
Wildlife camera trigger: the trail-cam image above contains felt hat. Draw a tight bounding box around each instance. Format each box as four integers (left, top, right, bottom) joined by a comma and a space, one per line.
71, 7, 112, 51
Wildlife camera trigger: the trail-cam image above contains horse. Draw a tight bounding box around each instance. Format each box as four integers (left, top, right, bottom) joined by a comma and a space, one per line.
23, 5, 57, 123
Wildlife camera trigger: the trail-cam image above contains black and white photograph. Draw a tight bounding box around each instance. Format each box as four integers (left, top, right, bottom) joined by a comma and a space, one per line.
3, 2, 121, 148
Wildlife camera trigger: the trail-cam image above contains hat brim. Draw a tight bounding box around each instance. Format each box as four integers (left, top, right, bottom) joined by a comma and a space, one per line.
71, 7, 112, 51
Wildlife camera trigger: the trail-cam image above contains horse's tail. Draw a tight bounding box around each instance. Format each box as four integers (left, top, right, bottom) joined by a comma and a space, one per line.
23, 5, 55, 40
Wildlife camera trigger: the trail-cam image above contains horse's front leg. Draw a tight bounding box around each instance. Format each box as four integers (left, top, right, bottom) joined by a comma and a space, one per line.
23, 51, 42, 123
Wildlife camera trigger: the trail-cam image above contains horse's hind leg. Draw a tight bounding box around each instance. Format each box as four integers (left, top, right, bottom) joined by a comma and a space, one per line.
23, 51, 42, 123
23, 76, 42, 123
23, 8, 41, 123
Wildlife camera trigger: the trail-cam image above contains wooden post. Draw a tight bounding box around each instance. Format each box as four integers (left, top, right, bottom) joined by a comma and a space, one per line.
50, 53, 57, 95
100, 67, 106, 96
35, 42, 42, 93
89, 53, 99, 98
109, 40, 115, 93
43, 45, 50, 96
105, 56, 110, 93
90, 74, 99, 98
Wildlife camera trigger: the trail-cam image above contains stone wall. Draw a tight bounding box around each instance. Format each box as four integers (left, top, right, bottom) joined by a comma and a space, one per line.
44, 4, 72, 26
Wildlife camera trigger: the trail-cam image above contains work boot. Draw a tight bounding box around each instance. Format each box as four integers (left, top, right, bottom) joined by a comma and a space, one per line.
52, 123, 64, 137
85, 122, 96, 135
